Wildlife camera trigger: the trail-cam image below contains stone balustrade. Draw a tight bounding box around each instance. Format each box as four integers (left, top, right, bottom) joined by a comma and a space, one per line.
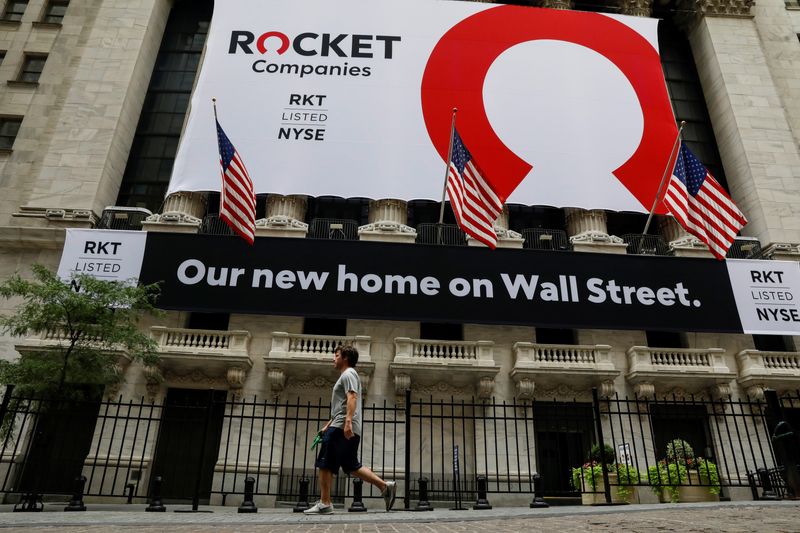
510, 343, 618, 399
626, 346, 734, 397
389, 337, 499, 398
152, 326, 250, 358
736, 350, 800, 397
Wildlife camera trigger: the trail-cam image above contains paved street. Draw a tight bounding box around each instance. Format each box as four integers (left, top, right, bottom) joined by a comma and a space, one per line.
0, 501, 798, 532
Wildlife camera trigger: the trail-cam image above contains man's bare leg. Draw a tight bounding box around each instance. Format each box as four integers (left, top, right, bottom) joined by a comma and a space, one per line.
319, 468, 334, 505
352, 466, 387, 492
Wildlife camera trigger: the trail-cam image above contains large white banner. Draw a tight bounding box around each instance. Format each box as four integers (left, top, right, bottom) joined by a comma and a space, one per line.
57, 229, 148, 287
168, 0, 678, 212
727, 259, 800, 335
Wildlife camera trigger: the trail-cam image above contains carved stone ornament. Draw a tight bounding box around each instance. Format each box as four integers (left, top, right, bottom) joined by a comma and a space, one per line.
394, 374, 411, 395
495, 227, 523, 240
634, 382, 655, 399
256, 215, 308, 230
414, 381, 470, 396
286, 375, 334, 390
226, 367, 247, 389
164, 368, 222, 387
570, 231, 624, 244
675, 0, 753, 30
599, 380, 616, 399
359, 372, 371, 396
515, 378, 536, 400
617, 0, 652, 17
358, 221, 416, 234
711, 383, 732, 401
267, 368, 287, 393
143, 365, 163, 402
536, 384, 591, 401
478, 377, 495, 399
146, 212, 202, 225
540, 0, 572, 9
746, 384, 766, 401
669, 235, 709, 249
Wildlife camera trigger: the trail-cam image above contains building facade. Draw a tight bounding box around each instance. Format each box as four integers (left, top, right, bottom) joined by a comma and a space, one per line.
1, 0, 800, 507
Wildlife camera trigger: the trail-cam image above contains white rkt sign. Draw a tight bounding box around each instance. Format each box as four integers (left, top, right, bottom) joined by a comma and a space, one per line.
168, 0, 678, 213
726, 259, 800, 335
57, 229, 148, 287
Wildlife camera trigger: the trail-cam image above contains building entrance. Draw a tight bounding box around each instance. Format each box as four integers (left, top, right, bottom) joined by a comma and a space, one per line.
533, 402, 594, 496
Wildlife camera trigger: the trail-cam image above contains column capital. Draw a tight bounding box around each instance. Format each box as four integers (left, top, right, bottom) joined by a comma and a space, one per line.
617, 0, 652, 17
676, 0, 754, 29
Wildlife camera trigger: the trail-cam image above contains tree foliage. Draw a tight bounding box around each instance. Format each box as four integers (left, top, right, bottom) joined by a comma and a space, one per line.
0, 264, 161, 396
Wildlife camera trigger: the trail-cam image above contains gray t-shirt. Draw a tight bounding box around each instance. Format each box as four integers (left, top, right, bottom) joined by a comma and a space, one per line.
329, 367, 362, 436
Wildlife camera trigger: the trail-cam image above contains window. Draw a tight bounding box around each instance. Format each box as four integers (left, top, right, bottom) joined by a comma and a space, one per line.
2, 0, 27, 21
18, 54, 46, 83
41, 0, 68, 24
645, 330, 686, 349
752, 334, 796, 352
420, 322, 463, 341
303, 317, 347, 336
0, 116, 22, 150
535, 328, 576, 345
187, 312, 230, 331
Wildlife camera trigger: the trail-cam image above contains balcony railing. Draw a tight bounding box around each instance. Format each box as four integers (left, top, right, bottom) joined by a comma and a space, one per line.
307, 218, 359, 240
268, 332, 371, 361
415, 223, 467, 246
96, 207, 152, 231
622, 234, 671, 256
736, 349, 800, 393
522, 228, 571, 251
200, 214, 235, 236
727, 237, 762, 259
626, 346, 733, 391
151, 326, 251, 361
510, 342, 618, 396
393, 338, 494, 365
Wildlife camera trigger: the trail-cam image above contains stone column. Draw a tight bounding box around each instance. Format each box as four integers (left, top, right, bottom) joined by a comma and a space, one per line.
565, 208, 626, 254
358, 199, 416, 243
678, 0, 800, 256
142, 191, 206, 233
658, 216, 713, 258
256, 194, 308, 238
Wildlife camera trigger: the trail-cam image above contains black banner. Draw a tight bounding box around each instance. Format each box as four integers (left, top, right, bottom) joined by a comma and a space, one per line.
138, 233, 744, 333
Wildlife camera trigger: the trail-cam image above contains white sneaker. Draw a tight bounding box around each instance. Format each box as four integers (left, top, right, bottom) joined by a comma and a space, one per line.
303, 501, 334, 514
382, 481, 397, 511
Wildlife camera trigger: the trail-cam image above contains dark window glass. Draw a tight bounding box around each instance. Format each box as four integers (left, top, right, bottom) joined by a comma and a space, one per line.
19, 54, 46, 83
536, 328, 576, 345
507, 205, 565, 234
303, 318, 347, 336
42, 0, 67, 23
187, 312, 230, 331
117, 0, 212, 210
0, 51, 5, 65
306, 196, 369, 225
2, 0, 27, 21
752, 334, 796, 352
407, 199, 457, 227
420, 322, 463, 341
0, 116, 22, 150
645, 330, 686, 349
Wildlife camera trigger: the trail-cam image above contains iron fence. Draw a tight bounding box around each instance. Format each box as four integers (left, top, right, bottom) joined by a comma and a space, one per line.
0, 385, 798, 509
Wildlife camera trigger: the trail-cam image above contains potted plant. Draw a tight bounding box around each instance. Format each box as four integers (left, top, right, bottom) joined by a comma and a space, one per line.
571, 444, 641, 504
647, 438, 721, 503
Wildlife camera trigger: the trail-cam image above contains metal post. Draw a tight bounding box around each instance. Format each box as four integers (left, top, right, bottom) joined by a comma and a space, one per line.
146, 475, 166, 512
348, 478, 367, 512
591, 388, 613, 504
191, 390, 214, 512
64, 475, 87, 511
756, 468, 778, 500
529, 473, 549, 508
414, 477, 433, 511
473, 474, 492, 509
764, 389, 800, 498
237, 476, 257, 513
292, 477, 310, 512
0, 384, 14, 425
404, 388, 411, 510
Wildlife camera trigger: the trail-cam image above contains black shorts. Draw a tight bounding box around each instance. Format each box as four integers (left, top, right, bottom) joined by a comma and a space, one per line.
315, 427, 362, 475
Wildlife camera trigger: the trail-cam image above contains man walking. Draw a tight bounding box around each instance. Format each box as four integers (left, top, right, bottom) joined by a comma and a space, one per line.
305, 344, 397, 513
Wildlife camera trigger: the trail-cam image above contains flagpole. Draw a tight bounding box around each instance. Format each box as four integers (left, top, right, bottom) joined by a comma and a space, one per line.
212, 97, 218, 121
437, 109, 458, 239
638, 121, 686, 252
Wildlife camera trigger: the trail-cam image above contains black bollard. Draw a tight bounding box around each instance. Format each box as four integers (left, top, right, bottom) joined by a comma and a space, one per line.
146, 476, 166, 512
125, 483, 136, 504
64, 475, 87, 511
348, 478, 368, 512
757, 468, 778, 500
238, 476, 258, 513
292, 477, 311, 512
529, 473, 549, 508
473, 474, 492, 510
414, 477, 434, 511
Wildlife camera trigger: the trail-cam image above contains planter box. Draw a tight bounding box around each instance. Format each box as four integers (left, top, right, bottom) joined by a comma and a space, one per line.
656, 472, 720, 503
581, 473, 638, 505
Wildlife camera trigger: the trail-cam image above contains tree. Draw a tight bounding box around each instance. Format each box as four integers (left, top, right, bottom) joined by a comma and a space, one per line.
0, 264, 161, 397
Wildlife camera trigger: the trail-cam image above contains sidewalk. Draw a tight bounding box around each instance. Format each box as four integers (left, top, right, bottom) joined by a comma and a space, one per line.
0, 500, 798, 532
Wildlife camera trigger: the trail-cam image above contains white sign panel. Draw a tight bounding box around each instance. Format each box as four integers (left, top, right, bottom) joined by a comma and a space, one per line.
57, 229, 148, 286
168, 0, 678, 213
727, 259, 800, 335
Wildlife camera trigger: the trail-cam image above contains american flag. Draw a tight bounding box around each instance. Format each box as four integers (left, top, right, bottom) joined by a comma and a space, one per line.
446, 129, 503, 249
216, 119, 257, 245
663, 143, 746, 260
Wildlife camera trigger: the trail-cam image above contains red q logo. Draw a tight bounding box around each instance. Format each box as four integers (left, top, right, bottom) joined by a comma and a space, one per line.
421, 6, 677, 212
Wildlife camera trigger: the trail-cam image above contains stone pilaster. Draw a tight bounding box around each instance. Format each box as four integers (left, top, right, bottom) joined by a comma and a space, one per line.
679, 0, 800, 247
256, 194, 308, 238
658, 216, 713, 258
565, 208, 627, 254
142, 191, 205, 233
358, 199, 416, 243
